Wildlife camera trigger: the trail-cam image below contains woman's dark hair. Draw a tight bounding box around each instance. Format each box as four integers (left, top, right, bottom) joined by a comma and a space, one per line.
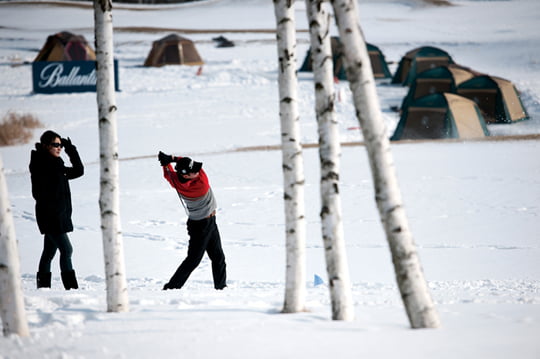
40, 130, 61, 146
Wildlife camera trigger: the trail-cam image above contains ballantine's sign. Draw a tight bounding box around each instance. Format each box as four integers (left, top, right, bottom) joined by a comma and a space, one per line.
32, 60, 119, 94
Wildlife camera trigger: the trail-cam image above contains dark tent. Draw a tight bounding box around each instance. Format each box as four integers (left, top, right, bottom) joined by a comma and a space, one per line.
299, 36, 345, 79
34, 31, 96, 62
144, 34, 204, 67
391, 46, 454, 86
457, 75, 529, 123
212, 35, 235, 48
400, 64, 480, 110
299, 37, 392, 80
391, 93, 489, 141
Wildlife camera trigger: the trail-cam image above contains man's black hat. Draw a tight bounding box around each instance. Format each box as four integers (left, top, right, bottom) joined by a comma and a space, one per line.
175, 157, 202, 175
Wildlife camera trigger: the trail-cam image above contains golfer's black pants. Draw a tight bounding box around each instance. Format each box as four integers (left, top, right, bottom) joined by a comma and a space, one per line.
38, 233, 74, 273
167, 216, 227, 289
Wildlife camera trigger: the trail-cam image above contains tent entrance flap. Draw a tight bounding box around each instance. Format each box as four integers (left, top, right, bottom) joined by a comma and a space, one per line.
164, 45, 180, 63
415, 78, 453, 100
458, 88, 498, 123
402, 107, 447, 140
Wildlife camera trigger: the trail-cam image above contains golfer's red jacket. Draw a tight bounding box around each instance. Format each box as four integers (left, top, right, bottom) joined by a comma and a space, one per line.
162, 162, 210, 199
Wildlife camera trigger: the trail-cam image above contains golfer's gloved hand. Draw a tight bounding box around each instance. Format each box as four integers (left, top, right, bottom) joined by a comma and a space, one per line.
158, 151, 174, 166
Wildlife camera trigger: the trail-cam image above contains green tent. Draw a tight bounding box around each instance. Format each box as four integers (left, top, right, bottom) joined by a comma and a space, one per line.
366, 43, 392, 79
299, 37, 392, 80
391, 46, 454, 86
391, 93, 489, 141
400, 64, 480, 110
457, 75, 529, 123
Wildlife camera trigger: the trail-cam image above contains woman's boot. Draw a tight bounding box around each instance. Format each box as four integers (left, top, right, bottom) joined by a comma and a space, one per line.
61, 270, 79, 290
36, 272, 51, 288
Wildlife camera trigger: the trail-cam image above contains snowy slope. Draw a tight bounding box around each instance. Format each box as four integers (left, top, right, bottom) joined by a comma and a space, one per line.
0, 0, 539, 358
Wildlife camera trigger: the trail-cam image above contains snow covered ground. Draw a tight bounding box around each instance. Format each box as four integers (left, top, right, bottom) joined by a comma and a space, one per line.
0, 0, 539, 358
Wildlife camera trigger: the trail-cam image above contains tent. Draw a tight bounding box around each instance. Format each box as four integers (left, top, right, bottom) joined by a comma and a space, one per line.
391, 93, 489, 141
457, 75, 529, 123
299, 36, 344, 79
400, 64, 480, 110
391, 46, 454, 86
34, 31, 96, 62
366, 43, 392, 79
144, 34, 204, 67
299, 37, 391, 80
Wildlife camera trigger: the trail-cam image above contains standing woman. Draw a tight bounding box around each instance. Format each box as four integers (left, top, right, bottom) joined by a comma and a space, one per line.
30, 130, 84, 290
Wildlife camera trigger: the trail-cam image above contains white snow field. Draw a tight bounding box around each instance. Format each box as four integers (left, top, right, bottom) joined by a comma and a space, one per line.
0, 0, 539, 358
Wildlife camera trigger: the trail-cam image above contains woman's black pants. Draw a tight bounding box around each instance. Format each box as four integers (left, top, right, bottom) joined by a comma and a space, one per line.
38, 233, 74, 273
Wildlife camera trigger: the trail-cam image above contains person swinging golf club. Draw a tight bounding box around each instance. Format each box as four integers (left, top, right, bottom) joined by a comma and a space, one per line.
158, 151, 227, 290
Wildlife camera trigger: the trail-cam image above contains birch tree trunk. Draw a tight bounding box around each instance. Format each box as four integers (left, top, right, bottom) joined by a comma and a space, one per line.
306, 0, 354, 321
0, 154, 29, 337
330, 0, 440, 328
273, 0, 307, 313
94, 0, 129, 313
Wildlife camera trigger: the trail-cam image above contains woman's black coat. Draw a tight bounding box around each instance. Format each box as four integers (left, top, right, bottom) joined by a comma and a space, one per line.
29, 143, 84, 235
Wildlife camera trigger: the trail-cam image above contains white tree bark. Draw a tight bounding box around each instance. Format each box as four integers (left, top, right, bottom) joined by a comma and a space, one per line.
306, 0, 354, 321
273, 0, 307, 313
330, 0, 440, 328
94, 0, 129, 313
0, 154, 29, 337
